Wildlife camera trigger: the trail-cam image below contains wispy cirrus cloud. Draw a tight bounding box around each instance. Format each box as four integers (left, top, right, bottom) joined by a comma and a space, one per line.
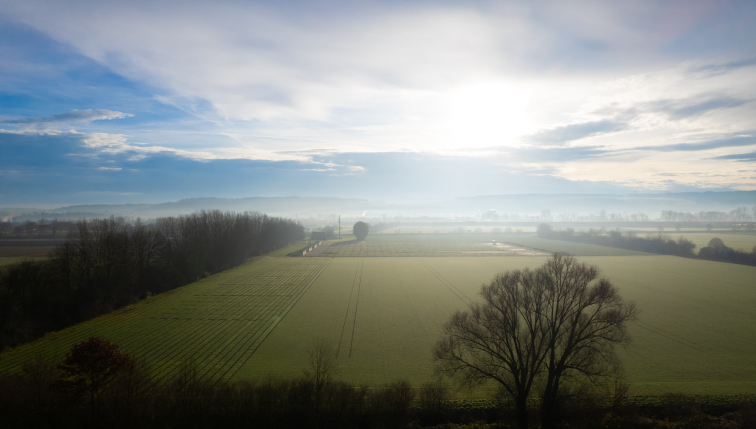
1, 109, 133, 132
632, 133, 756, 152
644, 96, 752, 120
525, 120, 626, 146
4, 109, 132, 124
714, 151, 756, 161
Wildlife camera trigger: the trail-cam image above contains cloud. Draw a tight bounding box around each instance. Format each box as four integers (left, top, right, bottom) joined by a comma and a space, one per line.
1, 109, 134, 132
4, 109, 133, 125
510, 146, 609, 162
525, 120, 626, 145
691, 57, 756, 75
714, 151, 756, 161
632, 133, 756, 152
80, 133, 214, 160
645, 96, 751, 120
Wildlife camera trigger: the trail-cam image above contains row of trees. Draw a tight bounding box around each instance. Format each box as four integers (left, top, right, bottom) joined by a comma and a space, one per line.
661, 206, 756, 223
0, 211, 304, 351
537, 223, 756, 267
536, 224, 697, 256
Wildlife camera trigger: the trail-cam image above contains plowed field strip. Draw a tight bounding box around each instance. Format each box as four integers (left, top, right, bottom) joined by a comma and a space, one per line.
0, 257, 332, 382
217, 258, 332, 381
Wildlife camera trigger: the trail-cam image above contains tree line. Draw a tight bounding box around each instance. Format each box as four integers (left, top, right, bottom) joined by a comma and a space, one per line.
536, 224, 697, 257
661, 206, 756, 223
698, 237, 756, 266
0, 211, 304, 351
538, 224, 756, 267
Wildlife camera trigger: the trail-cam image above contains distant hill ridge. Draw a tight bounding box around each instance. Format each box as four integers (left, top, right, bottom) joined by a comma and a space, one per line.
4, 192, 756, 222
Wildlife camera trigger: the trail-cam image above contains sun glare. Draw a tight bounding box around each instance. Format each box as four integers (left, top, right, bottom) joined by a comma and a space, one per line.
444, 82, 532, 148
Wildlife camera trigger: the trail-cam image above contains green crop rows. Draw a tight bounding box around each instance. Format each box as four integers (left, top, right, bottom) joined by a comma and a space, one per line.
3, 232, 755, 397
0, 257, 331, 383
242, 255, 756, 395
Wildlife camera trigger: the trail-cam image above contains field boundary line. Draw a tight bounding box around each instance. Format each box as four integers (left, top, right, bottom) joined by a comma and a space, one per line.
632, 320, 712, 352
348, 260, 364, 359
418, 258, 472, 305
337, 260, 361, 358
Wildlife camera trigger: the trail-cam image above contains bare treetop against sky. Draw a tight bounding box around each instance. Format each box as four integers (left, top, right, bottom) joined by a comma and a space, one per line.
1, 0, 756, 204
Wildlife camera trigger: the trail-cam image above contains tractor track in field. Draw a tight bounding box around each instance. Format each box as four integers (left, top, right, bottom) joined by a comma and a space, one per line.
336, 260, 364, 358
418, 258, 472, 306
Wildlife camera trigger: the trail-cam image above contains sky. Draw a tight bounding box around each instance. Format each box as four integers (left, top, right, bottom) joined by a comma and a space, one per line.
1, 0, 756, 206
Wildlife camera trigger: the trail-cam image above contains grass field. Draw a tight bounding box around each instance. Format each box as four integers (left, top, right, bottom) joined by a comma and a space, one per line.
1, 234, 754, 397
318, 234, 645, 257
241, 256, 756, 395
0, 256, 331, 383
378, 226, 538, 234
0, 257, 44, 267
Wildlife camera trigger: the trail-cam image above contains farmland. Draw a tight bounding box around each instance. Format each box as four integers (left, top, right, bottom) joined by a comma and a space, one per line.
1, 233, 755, 397
318, 234, 645, 257
241, 255, 756, 395
0, 256, 331, 383
0, 239, 62, 258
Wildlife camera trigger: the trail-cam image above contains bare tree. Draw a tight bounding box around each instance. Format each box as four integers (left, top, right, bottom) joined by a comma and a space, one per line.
304, 337, 340, 391
434, 254, 636, 429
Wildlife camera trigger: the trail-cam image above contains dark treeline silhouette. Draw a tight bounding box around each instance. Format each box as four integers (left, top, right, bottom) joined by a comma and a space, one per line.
0, 219, 77, 238
1, 351, 754, 429
698, 237, 756, 266
536, 224, 697, 257
0, 211, 304, 351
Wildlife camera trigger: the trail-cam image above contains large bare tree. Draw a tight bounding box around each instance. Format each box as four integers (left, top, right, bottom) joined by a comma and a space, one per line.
434, 254, 636, 429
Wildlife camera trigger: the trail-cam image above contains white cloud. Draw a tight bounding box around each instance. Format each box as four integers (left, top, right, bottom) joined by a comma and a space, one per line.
82, 133, 215, 161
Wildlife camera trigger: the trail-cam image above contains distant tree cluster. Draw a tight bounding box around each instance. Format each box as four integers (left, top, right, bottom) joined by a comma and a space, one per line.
698, 237, 756, 266
661, 206, 756, 223
536, 224, 696, 257
0, 210, 304, 351
0, 219, 77, 238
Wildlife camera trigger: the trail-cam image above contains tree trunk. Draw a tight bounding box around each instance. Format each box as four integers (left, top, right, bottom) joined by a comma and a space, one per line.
515, 394, 530, 429
540, 380, 559, 429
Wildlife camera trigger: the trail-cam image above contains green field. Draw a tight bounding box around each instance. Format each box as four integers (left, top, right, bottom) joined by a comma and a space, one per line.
379, 226, 537, 234
241, 255, 756, 395
0, 256, 331, 383
1, 234, 754, 397
319, 234, 645, 257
